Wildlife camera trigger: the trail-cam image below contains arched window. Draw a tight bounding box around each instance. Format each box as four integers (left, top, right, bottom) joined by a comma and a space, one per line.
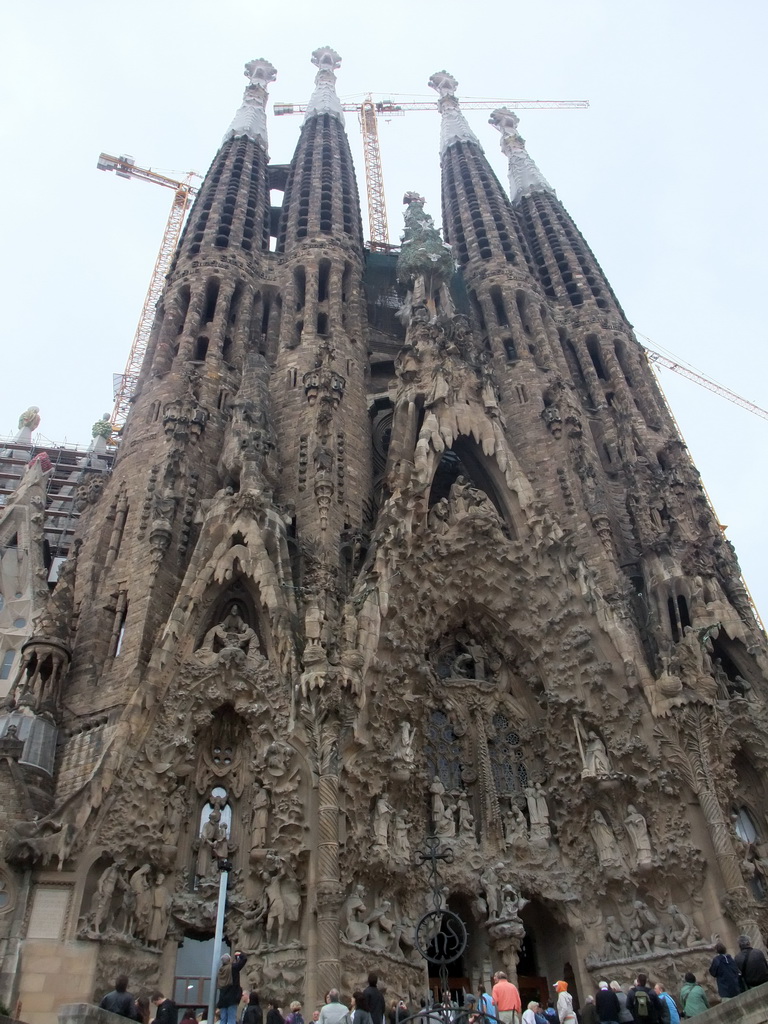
733, 805, 759, 844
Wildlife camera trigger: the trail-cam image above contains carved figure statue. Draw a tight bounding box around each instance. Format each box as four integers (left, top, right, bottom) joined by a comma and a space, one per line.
393, 721, 415, 764
392, 814, 411, 860
129, 864, 152, 940
196, 807, 225, 880
590, 811, 623, 872
435, 798, 457, 838
604, 914, 628, 958
250, 783, 270, 853
263, 855, 301, 946
200, 605, 258, 657
373, 794, 394, 850
430, 776, 447, 822
457, 792, 475, 836
481, 863, 503, 919
666, 904, 700, 947
90, 861, 123, 934
624, 805, 652, 869
343, 884, 369, 944
503, 804, 528, 847
525, 783, 551, 842
147, 872, 171, 948
582, 731, 612, 779
632, 898, 664, 954
366, 899, 395, 950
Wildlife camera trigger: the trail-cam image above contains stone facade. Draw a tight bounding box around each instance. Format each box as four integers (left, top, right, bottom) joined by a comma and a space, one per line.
1, 47, 768, 1024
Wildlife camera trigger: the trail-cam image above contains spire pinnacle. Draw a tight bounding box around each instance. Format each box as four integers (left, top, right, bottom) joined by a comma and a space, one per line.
428, 71, 482, 154
303, 46, 345, 124
224, 58, 277, 147
489, 107, 554, 202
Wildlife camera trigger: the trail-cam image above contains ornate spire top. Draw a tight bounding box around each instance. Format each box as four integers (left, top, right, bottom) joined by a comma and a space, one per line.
428, 71, 482, 154
303, 46, 345, 124
489, 107, 554, 202
223, 58, 277, 147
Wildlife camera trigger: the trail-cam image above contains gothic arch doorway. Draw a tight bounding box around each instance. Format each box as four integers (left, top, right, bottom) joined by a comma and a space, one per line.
518, 900, 577, 1009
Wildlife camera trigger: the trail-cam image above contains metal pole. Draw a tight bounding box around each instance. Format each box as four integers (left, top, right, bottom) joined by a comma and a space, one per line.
207, 861, 230, 1024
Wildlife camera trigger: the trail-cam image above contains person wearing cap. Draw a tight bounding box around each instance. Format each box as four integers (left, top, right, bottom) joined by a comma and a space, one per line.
477, 986, 495, 1024
594, 981, 620, 1024
734, 934, 768, 989
553, 983, 575, 1024
492, 972, 521, 1024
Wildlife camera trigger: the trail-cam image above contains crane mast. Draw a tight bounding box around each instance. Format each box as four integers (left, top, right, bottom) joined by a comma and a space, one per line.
97, 153, 200, 443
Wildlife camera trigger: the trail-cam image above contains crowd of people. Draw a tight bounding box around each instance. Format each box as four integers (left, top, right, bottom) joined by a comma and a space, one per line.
98, 937, 768, 1024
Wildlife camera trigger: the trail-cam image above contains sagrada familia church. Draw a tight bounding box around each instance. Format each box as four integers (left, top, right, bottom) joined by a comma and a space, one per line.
1, 46, 767, 1024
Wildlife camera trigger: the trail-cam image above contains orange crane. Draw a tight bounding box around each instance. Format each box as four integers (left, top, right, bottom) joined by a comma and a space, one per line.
97, 153, 201, 442
274, 96, 590, 250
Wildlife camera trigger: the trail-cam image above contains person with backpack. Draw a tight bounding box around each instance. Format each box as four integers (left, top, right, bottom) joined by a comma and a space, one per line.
626, 975, 660, 1024
734, 934, 768, 989
652, 984, 678, 1024
286, 1002, 305, 1024
679, 975, 708, 1018
708, 942, 744, 998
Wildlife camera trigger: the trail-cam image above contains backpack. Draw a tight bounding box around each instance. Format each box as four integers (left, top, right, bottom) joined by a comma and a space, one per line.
634, 990, 650, 1019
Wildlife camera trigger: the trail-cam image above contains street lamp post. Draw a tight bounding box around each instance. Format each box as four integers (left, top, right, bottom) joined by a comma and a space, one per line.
207, 858, 232, 1024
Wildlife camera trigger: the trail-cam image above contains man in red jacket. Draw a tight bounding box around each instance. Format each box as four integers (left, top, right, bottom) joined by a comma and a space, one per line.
492, 973, 521, 1024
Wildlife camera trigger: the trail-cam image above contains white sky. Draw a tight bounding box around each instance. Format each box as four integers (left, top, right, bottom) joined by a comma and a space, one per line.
1, 0, 766, 618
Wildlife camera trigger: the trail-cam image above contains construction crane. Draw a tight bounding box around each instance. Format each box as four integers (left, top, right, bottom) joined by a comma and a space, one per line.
97, 153, 200, 442
642, 344, 768, 421
274, 96, 589, 250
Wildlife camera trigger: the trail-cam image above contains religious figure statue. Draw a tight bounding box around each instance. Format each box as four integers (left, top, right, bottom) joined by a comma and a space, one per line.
503, 803, 528, 847
393, 721, 415, 764
632, 898, 665, 954
392, 814, 411, 861
262, 854, 301, 946
129, 864, 152, 940
343, 884, 369, 944
481, 863, 502, 919
457, 792, 475, 837
373, 793, 394, 850
430, 776, 447, 823
604, 914, 628, 958
250, 782, 270, 855
582, 730, 612, 779
624, 805, 652, 870
147, 873, 171, 948
366, 900, 395, 951
525, 783, 551, 842
590, 811, 623, 874
90, 861, 124, 934
665, 904, 700, 947
196, 805, 227, 881
435, 797, 457, 838
199, 604, 258, 658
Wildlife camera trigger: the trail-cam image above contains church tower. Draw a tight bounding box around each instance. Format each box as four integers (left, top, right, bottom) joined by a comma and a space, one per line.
1, 51, 767, 1024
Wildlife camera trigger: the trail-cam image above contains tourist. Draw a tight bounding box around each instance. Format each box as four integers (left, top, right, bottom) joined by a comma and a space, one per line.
594, 981, 619, 1024
182, 1011, 199, 1024
217, 952, 248, 1024
679, 974, 708, 1018
607, 984, 632, 1024
286, 1002, 305, 1024
363, 974, 386, 1024
522, 1002, 540, 1024
266, 1000, 284, 1024
626, 975, 660, 1024
652, 984, 678, 1024
151, 990, 179, 1024
580, 996, 597, 1024
492, 972, 522, 1024
100, 975, 141, 1020
135, 994, 150, 1024
734, 934, 768, 989
477, 986, 494, 1024
243, 992, 263, 1024
352, 992, 373, 1024
553, 983, 575, 1024
543, 1003, 557, 1024
319, 991, 351, 1024
708, 943, 743, 999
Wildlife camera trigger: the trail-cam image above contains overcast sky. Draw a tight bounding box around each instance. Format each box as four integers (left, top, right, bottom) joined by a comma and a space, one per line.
1, 0, 766, 618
